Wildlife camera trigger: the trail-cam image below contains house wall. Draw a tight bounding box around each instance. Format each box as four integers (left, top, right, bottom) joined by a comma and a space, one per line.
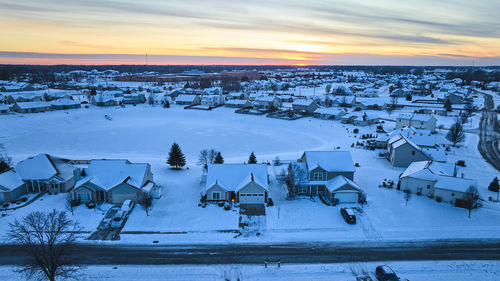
434, 188, 464, 204
400, 176, 435, 197
239, 181, 266, 194
108, 183, 143, 204
390, 143, 431, 167
73, 186, 94, 203
206, 184, 227, 201
0, 183, 27, 202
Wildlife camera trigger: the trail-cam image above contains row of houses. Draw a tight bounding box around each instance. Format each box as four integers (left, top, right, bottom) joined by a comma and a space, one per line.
0, 154, 158, 204
0, 99, 82, 114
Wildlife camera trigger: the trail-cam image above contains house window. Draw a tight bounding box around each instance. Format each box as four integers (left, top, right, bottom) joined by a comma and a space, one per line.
212, 192, 221, 200
427, 185, 430, 189
412, 151, 415, 155
298, 185, 307, 194
451, 193, 455, 196
313, 172, 324, 180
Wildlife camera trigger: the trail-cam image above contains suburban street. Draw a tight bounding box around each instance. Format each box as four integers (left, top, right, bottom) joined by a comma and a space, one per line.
477, 90, 500, 171
1, 240, 500, 265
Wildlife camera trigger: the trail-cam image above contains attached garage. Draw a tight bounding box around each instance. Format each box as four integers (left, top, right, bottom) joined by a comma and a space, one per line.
108, 183, 143, 204
239, 193, 266, 204
0, 170, 27, 203
333, 192, 359, 204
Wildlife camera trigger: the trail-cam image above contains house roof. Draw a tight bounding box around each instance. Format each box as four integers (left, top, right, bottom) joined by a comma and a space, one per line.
401, 160, 457, 180
75, 159, 149, 191
175, 94, 198, 102
397, 113, 435, 122
50, 98, 80, 106
303, 151, 355, 173
0, 170, 24, 191
378, 127, 436, 147
325, 175, 362, 193
434, 176, 477, 193
314, 107, 345, 115
15, 154, 58, 180
15, 101, 51, 109
205, 164, 268, 192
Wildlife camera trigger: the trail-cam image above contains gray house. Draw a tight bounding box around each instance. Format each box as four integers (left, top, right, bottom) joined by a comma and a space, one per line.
387, 134, 433, 167
15, 154, 81, 194
50, 98, 81, 110
289, 151, 364, 204
175, 94, 201, 105
11, 102, 52, 113
0, 170, 26, 202
72, 159, 155, 204
292, 100, 319, 115
203, 164, 269, 204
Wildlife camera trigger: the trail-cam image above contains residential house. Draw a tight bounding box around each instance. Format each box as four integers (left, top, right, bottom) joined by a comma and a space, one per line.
225, 99, 252, 108
351, 113, 379, 126
445, 91, 463, 104
204, 164, 269, 204
11, 101, 52, 113
289, 151, 364, 204
201, 94, 225, 107
72, 159, 155, 204
400, 160, 478, 205
123, 92, 146, 104
376, 127, 436, 149
15, 154, 80, 194
254, 96, 280, 111
175, 94, 201, 105
387, 134, 446, 167
292, 99, 319, 115
0, 104, 9, 114
91, 94, 123, 106
313, 107, 346, 120
395, 114, 437, 132
0, 170, 26, 202
50, 98, 81, 110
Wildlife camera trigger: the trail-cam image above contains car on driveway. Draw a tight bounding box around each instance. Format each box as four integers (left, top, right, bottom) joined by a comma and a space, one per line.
375, 265, 399, 281
340, 207, 356, 224
111, 210, 126, 229
120, 200, 135, 215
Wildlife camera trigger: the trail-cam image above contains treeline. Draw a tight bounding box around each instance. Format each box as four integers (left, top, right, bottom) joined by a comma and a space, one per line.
445, 69, 500, 84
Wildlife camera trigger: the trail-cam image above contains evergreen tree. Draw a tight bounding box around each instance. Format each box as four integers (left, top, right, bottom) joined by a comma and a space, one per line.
214, 152, 224, 164
444, 99, 452, 112
446, 122, 465, 146
167, 142, 186, 169
488, 177, 499, 201
248, 152, 257, 164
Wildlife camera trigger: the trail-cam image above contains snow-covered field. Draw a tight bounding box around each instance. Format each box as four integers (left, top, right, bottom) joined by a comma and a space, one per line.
1, 261, 499, 281
1, 105, 499, 244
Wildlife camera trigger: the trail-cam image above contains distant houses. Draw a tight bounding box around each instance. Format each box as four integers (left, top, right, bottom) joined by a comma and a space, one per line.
395, 114, 437, 132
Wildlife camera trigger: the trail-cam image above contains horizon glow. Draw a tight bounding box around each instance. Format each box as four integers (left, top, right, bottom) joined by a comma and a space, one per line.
0, 0, 499, 66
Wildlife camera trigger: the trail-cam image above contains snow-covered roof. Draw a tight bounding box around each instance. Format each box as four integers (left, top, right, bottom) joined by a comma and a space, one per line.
205, 164, 268, 192
175, 94, 198, 102
50, 98, 80, 106
325, 175, 361, 193
435, 176, 477, 193
15, 154, 57, 180
76, 159, 150, 191
401, 160, 457, 180
397, 113, 435, 122
14, 101, 51, 109
0, 170, 25, 191
314, 107, 345, 115
303, 151, 355, 173
292, 99, 315, 106
378, 127, 436, 147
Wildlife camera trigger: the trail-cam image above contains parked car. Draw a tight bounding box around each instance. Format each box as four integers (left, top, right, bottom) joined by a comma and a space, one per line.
375, 265, 399, 281
340, 207, 356, 224
120, 200, 135, 214
111, 210, 126, 229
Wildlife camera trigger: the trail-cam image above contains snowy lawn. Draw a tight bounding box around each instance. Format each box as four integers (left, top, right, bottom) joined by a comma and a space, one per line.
1, 260, 499, 281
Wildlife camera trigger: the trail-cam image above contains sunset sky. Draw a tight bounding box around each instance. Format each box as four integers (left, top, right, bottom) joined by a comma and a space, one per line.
0, 0, 499, 65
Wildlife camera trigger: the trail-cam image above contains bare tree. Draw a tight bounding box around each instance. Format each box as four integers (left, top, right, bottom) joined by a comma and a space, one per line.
138, 193, 152, 216
403, 189, 412, 206
0, 144, 13, 173
464, 186, 480, 218
288, 163, 308, 199
208, 149, 217, 164
8, 210, 83, 281
198, 149, 209, 166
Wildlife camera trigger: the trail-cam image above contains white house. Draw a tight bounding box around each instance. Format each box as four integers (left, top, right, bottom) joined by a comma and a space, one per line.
313, 107, 346, 120
400, 160, 478, 205
175, 94, 201, 105
201, 94, 224, 107
387, 134, 435, 167
395, 114, 437, 132
204, 164, 269, 204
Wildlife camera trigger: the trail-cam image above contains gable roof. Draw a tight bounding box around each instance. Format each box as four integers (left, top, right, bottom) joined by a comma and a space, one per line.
303, 151, 355, 173
0, 170, 25, 191
15, 154, 58, 180
75, 159, 149, 191
325, 175, 362, 193
205, 164, 268, 192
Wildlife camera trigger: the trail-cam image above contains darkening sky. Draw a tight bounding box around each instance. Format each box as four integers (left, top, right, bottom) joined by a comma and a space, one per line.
0, 0, 499, 65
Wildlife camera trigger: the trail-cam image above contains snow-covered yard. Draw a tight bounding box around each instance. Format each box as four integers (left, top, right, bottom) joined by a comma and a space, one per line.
0, 105, 499, 244
1, 260, 499, 281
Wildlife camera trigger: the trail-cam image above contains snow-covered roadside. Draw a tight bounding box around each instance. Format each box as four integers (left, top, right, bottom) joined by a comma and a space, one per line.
1, 261, 499, 281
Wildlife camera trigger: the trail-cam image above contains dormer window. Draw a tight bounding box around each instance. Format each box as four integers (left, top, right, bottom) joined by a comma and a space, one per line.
313, 172, 324, 180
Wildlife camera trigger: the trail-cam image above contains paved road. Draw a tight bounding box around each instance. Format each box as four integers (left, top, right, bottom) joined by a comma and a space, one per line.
1, 240, 500, 265
476, 90, 500, 171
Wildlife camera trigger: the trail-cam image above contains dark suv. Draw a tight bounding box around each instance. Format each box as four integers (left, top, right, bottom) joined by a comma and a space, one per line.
340, 207, 356, 224
375, 265, 399, 281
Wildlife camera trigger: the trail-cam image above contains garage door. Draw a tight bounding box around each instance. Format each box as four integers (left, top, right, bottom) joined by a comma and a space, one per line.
239, 193, 265, 204
334, 192, 359, 203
